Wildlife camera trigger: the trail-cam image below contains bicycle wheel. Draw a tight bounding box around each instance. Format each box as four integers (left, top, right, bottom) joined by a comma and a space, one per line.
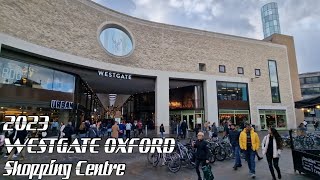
167, 152, 181, 173
214, 146, 226, 161
152, 152, 160, 167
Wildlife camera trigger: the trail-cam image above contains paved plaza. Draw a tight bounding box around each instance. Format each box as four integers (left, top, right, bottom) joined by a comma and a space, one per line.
0, 132, 315, 180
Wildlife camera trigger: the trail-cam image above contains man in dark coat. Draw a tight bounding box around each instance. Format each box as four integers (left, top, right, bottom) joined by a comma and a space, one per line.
180, 120, 188, 139
229, 124, 242, 170
63, 121, 74, 146
192, 131, 210, 180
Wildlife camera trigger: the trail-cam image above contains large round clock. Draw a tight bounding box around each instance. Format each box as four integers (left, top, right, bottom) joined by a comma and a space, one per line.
99, 27, 133, 57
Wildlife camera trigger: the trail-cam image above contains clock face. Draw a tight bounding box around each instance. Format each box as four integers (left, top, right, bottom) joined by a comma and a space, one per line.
100, 27, 133, 57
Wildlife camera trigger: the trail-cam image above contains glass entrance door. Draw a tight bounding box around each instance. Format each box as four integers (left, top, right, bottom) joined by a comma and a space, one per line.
188, 115, 194, 130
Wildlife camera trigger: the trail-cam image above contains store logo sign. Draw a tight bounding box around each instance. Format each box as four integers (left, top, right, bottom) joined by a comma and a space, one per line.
98, 71, 132, 80
51, 100, 74, 110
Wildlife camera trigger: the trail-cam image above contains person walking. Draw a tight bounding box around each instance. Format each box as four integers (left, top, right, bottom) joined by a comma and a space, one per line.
126, 121, 132, 139
181, 120, 188, 139
192, 132, 210, 180
111, 121, 120, 138
137, 121, 143, 136
78, 121, 87, 145
132, 121, 138, 138
211, 122, 218, 138
160, 124, 165, 138
239, 123, 260, 179
262, 127, 283, 180
63, 121, 74, 146
51, 119, 59, 136
119, 121, 126, 138
59, 122, 65, 138
229, 124, 242, 170
194, 124, 200, 138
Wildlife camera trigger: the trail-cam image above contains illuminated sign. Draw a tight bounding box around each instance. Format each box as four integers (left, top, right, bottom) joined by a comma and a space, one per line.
98, 71, 132, 80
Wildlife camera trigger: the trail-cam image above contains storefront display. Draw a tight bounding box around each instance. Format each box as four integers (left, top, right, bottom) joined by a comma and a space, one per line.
218, 109, 250, 126
259, 110, 287, 130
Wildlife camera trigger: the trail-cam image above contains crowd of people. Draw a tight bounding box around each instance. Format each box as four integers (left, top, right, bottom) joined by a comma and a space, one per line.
0, 119, 146, 161
191, 121, 283, 180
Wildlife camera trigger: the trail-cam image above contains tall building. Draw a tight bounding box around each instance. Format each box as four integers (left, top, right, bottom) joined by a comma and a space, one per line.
261, 2, 281, 38
299, 72, 320, 99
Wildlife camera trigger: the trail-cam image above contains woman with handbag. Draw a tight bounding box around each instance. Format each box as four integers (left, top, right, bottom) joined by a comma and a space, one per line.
261, 127, 283, 180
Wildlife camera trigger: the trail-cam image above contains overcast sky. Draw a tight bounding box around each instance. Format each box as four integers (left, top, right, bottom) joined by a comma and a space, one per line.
93, 0, 320, 73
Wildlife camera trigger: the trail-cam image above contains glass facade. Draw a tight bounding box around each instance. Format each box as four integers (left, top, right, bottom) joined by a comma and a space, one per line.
217, 82, 248, 101
300, 76, 320, 84
169, 86, 204, 110
268, 60, 281, 103
0, 57, 75, 93
261, 2, 281, 38
301, 87, 320, 96
99, 27, 133, 57
259, 110, 287, 130
217, 82, 250, 126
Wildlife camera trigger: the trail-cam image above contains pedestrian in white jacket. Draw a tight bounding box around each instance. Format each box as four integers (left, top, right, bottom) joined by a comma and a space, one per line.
261, 127, 283, 180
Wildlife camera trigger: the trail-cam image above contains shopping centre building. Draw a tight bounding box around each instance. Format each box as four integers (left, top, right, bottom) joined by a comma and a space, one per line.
0, 0, 303, 132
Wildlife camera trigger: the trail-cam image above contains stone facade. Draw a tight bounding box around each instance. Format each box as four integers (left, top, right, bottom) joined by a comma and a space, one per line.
0, 0, 299, 129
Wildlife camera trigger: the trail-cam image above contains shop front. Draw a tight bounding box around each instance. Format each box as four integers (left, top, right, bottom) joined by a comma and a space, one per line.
169, 84, 204, 131
259, 109, 287, 130
217, 81, 250, 126
0, 56, 76, 124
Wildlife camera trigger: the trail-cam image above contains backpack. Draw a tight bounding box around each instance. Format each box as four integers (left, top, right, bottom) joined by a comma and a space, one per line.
202, 164, 214, 180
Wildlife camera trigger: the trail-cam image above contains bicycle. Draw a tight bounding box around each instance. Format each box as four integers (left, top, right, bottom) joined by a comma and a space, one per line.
147, 148, 181, 173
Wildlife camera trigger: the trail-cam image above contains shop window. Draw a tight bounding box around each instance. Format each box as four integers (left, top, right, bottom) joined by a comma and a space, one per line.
255, 69, 261, 76
0, 57, 28, 85
219, 65, 226, 73
237, 67, 244, 74
199, 63, 206, 71
216, 81, 248, 101
259, 110, 287, 130
28, 65, 54, 90
219, 109, 250, 126
53, 71, 75, 93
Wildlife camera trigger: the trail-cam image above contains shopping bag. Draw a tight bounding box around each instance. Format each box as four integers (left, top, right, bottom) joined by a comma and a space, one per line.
202, 164, 214, 180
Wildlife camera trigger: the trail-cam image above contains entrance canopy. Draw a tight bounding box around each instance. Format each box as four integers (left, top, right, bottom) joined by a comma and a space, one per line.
295, 96, 320, 108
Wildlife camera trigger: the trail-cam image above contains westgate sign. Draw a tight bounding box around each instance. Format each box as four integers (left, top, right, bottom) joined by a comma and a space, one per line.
98, 71, 132, 80
51, 100, 74, 110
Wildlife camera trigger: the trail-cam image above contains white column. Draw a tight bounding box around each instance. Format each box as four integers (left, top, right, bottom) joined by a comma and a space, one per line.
155, 75, 170, 134
204, 79, 218, 126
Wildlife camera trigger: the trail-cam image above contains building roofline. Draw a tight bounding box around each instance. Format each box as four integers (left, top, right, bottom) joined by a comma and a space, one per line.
299, 71, 320, 75
80, 0, 286, 49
